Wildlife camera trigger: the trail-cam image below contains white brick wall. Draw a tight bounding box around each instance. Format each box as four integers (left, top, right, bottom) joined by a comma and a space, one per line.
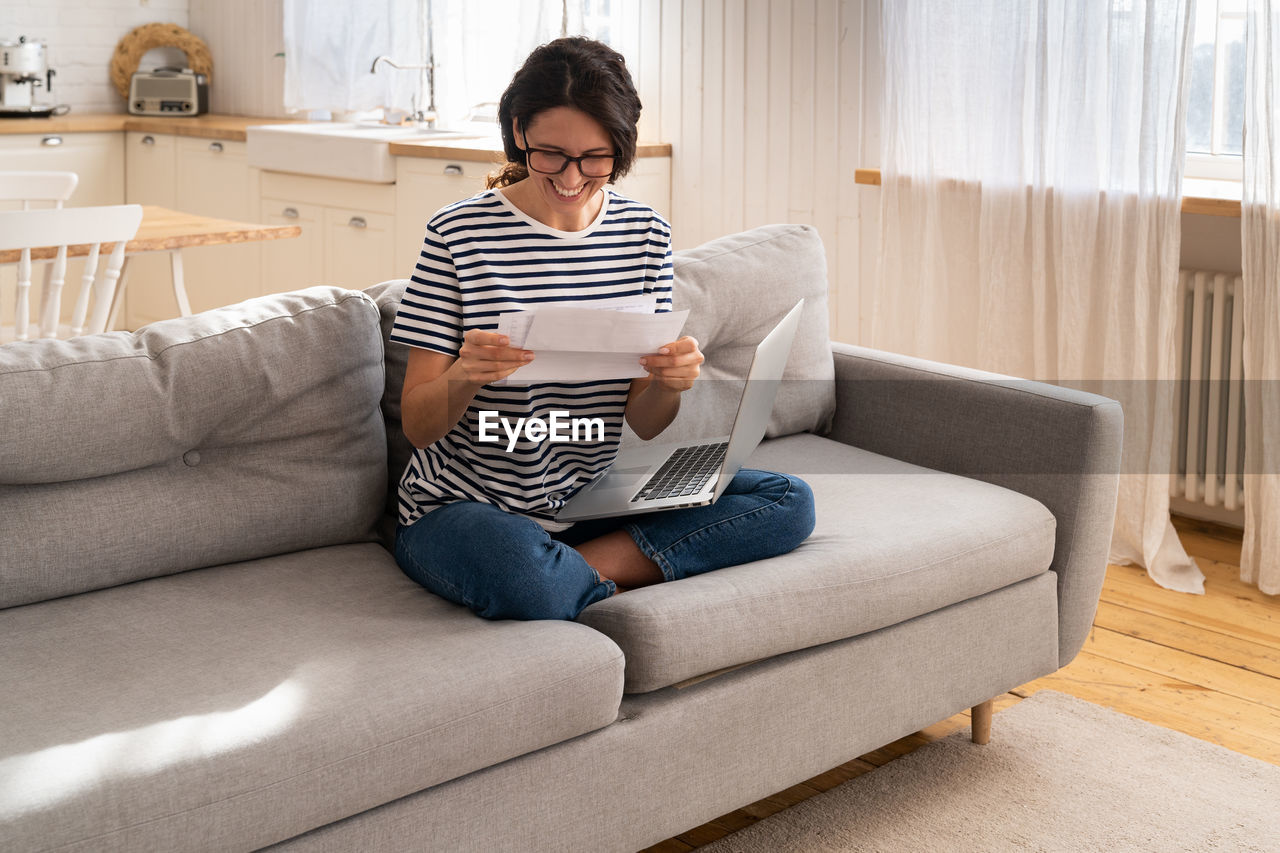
1, 0, 191, 115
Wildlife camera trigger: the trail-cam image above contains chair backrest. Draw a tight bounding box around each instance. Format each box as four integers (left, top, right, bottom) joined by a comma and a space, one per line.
0, 204, 144, 342
0, 171, 79, 208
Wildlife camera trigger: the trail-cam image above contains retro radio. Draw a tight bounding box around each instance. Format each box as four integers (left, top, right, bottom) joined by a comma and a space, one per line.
128, 67, 208, 116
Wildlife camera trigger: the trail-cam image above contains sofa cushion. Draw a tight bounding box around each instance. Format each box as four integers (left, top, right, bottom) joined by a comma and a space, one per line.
364, 279, 416, 547
0, 544, 624, 852
576, 433, 1058, 693
0, 287, 386, 609
630, 223, 837, 445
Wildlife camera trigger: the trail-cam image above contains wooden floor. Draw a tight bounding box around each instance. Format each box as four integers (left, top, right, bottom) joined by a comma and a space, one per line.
645, 516, 1280, 852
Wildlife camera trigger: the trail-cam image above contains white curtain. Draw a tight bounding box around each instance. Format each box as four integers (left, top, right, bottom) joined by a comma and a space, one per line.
1241, 0, 1280, 595
283, 0, 565, 122
283, 0, 426, 116
430, 0, 566, 124
876, 0, 1205, 593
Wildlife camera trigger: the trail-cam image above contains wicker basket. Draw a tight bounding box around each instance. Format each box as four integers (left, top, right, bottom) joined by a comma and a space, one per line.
110, 23, 213, 99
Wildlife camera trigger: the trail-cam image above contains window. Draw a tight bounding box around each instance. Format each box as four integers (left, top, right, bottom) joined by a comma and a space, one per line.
1186, 0, 1245, 179
437, 0, 629, 123
283, 1, 630, 127
433, 0, 630, 126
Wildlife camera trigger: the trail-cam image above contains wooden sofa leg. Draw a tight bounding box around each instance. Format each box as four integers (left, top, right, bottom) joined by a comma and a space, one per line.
972, 699, 993, 744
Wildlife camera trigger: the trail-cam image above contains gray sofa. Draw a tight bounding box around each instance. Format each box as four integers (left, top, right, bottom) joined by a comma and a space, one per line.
0, 224, 1122, 853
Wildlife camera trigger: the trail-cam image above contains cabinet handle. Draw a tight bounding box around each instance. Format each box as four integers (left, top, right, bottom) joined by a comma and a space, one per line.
282, 207, 299, 218
348, 216, 368, 229
141, 135, 155, 145
209, 142, 224, 153
41, 136, 63, 147
443, 164, 463, 175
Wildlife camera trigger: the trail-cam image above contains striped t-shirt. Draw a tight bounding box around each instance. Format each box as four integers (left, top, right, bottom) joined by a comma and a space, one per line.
390, 187, 674, 529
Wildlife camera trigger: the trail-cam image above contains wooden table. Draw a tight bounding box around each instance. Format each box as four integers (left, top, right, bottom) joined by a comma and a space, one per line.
0, 205, 302, 327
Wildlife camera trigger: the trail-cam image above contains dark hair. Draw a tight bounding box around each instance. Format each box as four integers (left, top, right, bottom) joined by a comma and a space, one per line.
488, 37, 641, 189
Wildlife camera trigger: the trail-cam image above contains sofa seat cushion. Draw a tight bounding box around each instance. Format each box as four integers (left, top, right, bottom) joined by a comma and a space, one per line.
0, 544, 624, 853
576, 433, 1058, 693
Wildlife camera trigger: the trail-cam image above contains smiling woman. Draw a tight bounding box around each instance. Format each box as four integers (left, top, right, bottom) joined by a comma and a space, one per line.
486, 37, 640, 221
500, 105, 620, 232
386, 36, 815, 622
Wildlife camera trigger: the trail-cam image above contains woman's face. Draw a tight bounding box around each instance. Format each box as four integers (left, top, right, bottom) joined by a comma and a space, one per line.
516, 106, 615, 221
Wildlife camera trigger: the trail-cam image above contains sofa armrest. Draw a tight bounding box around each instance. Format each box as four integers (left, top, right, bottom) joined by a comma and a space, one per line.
827, 342, 1123, 668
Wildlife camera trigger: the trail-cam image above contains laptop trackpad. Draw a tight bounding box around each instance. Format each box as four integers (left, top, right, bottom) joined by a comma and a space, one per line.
598, 465, 651, 489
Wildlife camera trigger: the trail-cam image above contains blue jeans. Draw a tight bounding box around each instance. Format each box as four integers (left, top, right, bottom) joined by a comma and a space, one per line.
394, 468, 815, 621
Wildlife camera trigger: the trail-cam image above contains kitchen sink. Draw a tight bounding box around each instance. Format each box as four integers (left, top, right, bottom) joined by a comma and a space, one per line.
246, 122, 485, 183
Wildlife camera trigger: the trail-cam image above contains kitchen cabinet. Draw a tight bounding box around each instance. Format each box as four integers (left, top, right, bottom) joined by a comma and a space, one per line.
124, 131, 177, 207
260, 172, 400, 293
394, 157, 489, 274
260, 199, 323, 296
0, 131, 124, 208
121, 133, 263, 328
324, 207, 398, 289
172, 137, 262, 317
123, 131, 177, 329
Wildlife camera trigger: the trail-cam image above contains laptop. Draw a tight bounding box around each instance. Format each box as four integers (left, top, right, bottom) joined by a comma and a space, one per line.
555, 300, 804, 522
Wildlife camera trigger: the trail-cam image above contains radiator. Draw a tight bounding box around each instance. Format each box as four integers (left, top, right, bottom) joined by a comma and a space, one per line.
1171, 269, 1245, 522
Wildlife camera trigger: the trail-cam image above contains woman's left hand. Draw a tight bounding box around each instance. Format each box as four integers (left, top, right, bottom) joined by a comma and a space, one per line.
639, 336, 704, 393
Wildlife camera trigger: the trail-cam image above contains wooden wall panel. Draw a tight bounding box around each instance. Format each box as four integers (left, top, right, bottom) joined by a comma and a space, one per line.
628, 0, 874, 343
788, 0, 816, 226
190, 0, 289, 120
765, 1, 793, 226
813, 0, 842, 328
722, 1, 747, 236
742, 0, 772, 230
702, 0, 726, 245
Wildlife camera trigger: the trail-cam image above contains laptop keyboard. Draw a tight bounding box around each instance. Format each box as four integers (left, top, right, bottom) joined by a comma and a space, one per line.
632, 441, 729, 503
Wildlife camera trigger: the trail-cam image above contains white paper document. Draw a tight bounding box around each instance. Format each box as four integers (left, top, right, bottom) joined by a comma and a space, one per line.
495, 306, 690, 384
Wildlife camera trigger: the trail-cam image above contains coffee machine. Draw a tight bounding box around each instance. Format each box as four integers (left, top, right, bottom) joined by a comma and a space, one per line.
1, 36, 69, 117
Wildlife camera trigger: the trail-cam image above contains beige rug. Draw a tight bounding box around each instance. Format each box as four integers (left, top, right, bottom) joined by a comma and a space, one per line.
702, 691, 1280, 852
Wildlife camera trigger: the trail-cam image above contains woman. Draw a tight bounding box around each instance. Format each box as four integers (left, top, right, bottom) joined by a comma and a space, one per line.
390, 37, 814, 621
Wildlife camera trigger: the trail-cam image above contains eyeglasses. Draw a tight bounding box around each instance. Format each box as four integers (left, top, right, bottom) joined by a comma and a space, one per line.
520, 127, 616, 178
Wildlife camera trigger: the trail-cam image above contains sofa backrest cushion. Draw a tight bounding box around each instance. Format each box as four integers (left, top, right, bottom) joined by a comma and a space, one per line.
0, 287, 387, 609
628, 223, 837, 445
364, 279, 414, 547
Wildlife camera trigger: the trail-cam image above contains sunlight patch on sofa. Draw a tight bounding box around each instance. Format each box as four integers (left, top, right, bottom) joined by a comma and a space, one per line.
0, 680, 304, 814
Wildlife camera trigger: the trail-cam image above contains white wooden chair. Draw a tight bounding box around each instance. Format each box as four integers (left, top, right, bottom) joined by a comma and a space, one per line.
0, 170, 80, 210
1, 170, 79, 342
0, 204, 144, 342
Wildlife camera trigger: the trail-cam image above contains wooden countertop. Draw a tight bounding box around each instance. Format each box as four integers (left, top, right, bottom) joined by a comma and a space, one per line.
0, 113, 297, 141
389, 137, 673, 163
854, 168, 1243, 218
1, 113, 675, 162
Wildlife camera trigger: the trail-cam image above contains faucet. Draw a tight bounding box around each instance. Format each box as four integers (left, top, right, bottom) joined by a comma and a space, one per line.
370, 55, 437, 126
370, 0, 438, 126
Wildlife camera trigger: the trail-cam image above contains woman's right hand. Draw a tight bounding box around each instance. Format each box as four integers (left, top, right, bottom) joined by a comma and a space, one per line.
449, 329, 535, 386
401, 333, 533, 449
